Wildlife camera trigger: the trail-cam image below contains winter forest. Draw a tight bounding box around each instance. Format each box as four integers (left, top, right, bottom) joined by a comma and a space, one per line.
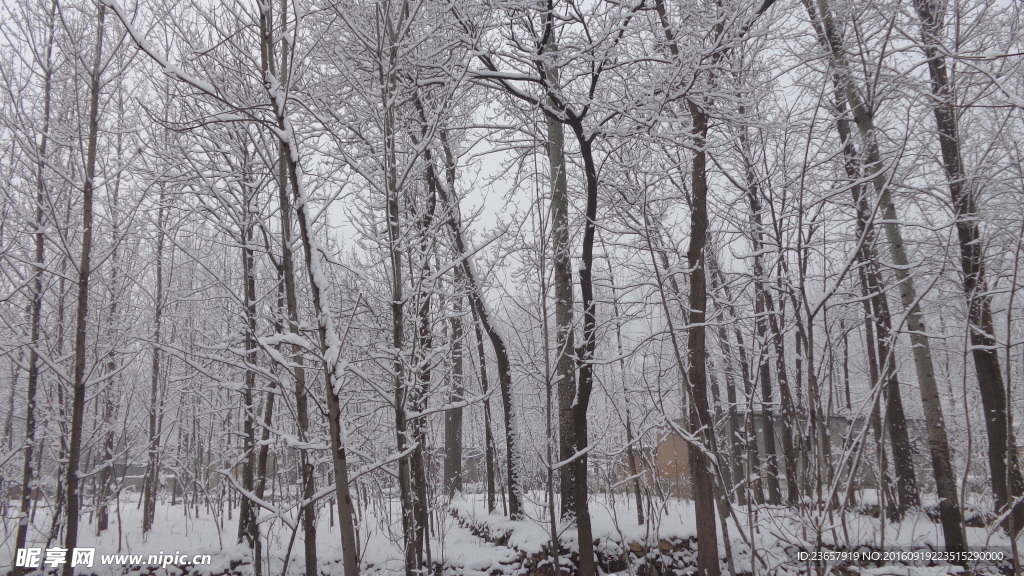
2, 0, 1024, 573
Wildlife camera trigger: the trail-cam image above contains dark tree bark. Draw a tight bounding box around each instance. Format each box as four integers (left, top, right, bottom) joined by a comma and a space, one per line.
237, 158, 261, 575
444, 290, 466, 499
430, 133, 522, 518
686, 103, 722, 576
62, 7, 106, 575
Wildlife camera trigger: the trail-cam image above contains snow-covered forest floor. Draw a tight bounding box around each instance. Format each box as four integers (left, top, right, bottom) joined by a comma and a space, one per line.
2, 492, 1020, 575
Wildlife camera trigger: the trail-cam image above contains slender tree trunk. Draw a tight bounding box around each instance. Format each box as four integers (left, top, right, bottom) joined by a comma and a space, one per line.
143, 191, 165, 534
96, 93, 126, 535
472, 308, 497, 512
62, 7, 106, 574
259, 2, 360, 567
13, 2, 56, 569
607, 259, 645, 524
566, 119, 599, 576
265, 6, 319, 566
911, 0, 1024, 533
47, 200, 70, 549
277, 121, 318, 576
746, 181, 798, 506
708, 249, 751, 505
410, 187, 437, 571
238, 168, 261, 574
96, 332, 117, 535
384, 104, 416, 576
445, 290, 466, 499
254, 368, 277, 576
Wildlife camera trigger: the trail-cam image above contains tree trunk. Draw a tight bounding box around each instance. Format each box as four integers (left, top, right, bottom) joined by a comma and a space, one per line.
911, 0, 1024, 533
746, 179, 798, 506
143, 190, 165, 535
410, 186, 438, 571
237, 167, 260, 574
62, 7, 106, 575
545, 53, 578, 526
708, 243, 754, 505
13, 1, 56, 569
265, 6, 319, 566
261, 4, 361, 567
431, 142, 522, 518
567, 119, 599, 576
686, 102, 722, 576
472, 308, 497, 512
445, 290, 466, 499
607, 259, 645, 524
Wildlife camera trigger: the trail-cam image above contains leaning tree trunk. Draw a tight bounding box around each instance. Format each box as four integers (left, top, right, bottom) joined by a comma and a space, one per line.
264, 1, 318, 567
911, 0, 1024, 533
822, 68, 920, 516
259, 3, 361, 568
429, 130, 522, 518
62, 7, 106, 575
805, 0, 966, 551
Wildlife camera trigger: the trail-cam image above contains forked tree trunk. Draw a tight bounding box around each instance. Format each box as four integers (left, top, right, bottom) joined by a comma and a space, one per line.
62, 7, 106, 575
540, 17, 596, 572
566, 122, 599, 576
429, 133, 522, 518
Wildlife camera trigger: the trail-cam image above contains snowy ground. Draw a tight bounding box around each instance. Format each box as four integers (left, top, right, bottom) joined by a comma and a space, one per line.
1, 491, 1020, 575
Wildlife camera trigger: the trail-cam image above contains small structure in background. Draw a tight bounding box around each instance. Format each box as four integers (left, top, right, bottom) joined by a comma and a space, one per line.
603, 412, 936, 500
